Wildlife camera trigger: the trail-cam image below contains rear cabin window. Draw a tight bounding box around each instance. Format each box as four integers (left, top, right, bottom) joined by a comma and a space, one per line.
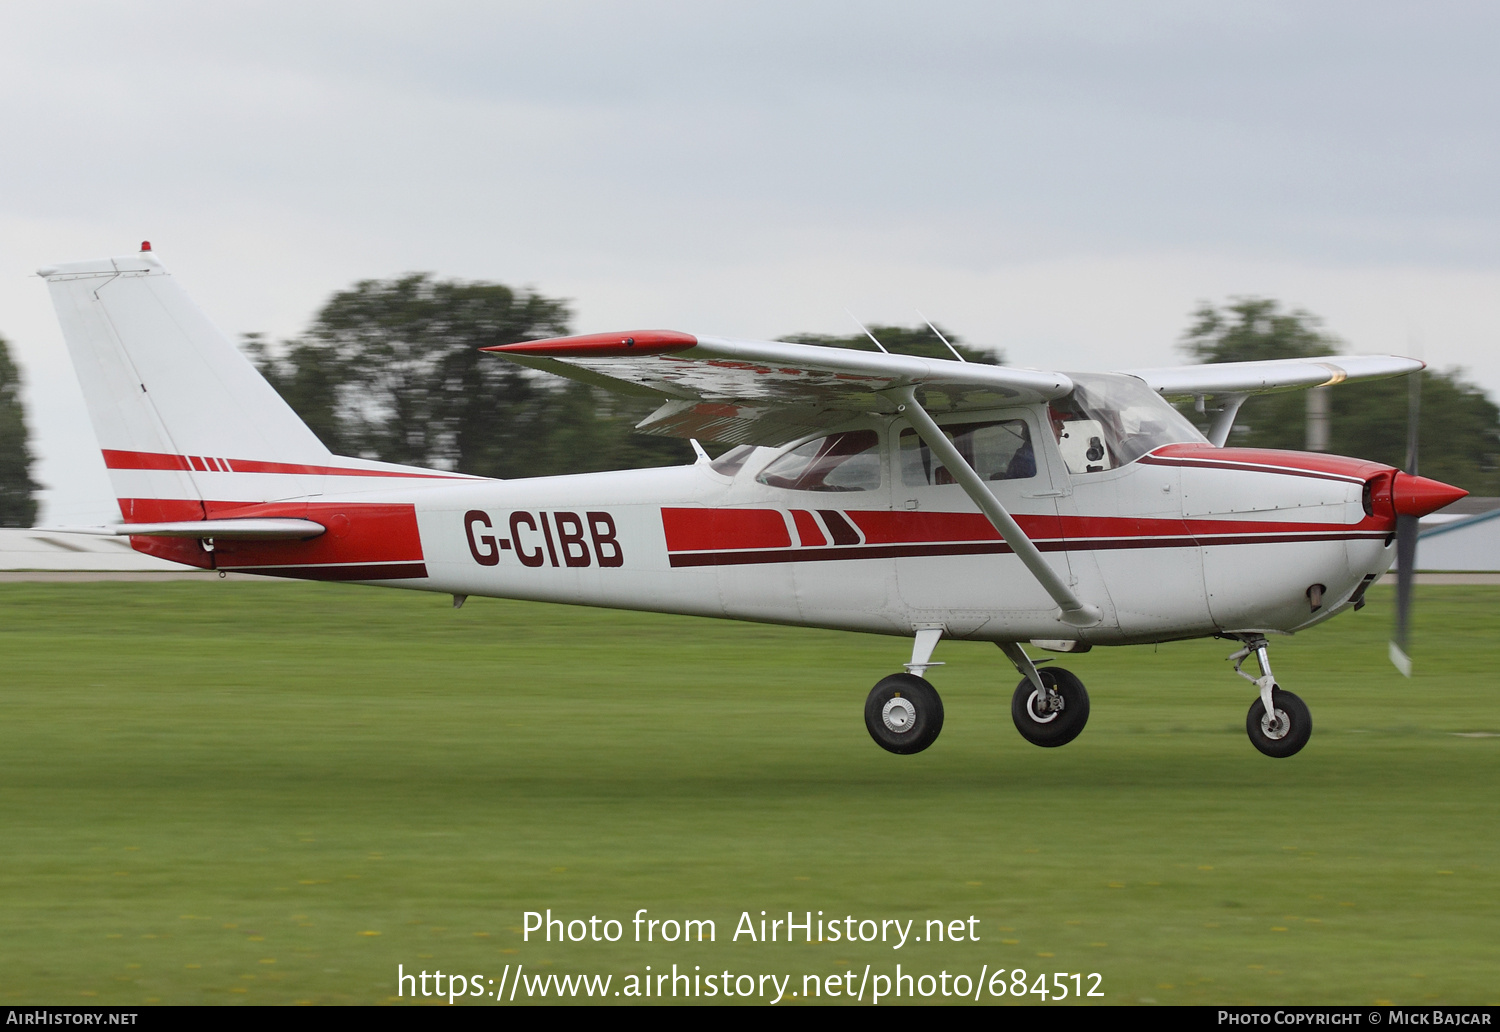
708, 444, 756, 477
900, 420, 1036, 486
756, 430, 882, 492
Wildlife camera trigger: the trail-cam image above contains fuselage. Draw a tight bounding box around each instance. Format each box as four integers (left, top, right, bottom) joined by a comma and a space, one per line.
131, 404, 1404, 647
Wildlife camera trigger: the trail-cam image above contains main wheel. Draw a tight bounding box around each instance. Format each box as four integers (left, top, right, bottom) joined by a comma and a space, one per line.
864, 673, 944, 754
1010, 666, 1090, 747
1246, 688, 1311, 758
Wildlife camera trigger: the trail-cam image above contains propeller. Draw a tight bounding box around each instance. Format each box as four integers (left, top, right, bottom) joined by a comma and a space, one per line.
1389, 371, 1420, 677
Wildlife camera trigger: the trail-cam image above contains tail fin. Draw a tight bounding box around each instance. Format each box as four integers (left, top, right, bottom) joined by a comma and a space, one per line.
39, 247, 333, 527
41, 246, 474, 579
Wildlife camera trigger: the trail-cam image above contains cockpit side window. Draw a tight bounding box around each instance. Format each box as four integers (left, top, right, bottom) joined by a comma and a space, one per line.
899, 420, 1035, 486
756, 430, 882, 492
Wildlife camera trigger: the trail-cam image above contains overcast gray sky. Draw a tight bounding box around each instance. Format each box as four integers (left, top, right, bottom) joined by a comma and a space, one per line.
4, 1, 1497, 522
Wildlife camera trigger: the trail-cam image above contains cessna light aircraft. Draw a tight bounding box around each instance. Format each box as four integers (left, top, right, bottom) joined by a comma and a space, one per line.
39, 246, 1466, 759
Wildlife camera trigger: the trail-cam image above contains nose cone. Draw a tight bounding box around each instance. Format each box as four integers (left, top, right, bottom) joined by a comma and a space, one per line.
1391, 472, 1468, 517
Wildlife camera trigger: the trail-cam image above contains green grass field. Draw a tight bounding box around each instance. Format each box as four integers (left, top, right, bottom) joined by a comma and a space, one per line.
1, 580, 1496, 1006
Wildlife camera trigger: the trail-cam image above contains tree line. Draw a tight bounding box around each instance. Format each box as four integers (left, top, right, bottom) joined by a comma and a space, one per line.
237, 276, 994, 481
241, 278, 1498, 495
0, 284, 1494, 527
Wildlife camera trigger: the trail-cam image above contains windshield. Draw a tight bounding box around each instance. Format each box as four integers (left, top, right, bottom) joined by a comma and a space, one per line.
1049, 373, 1207, 472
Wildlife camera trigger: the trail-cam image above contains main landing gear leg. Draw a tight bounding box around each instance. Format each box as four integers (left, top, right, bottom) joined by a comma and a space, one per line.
864, 626, 946, 755
999, 642, 1090, 748
1228, 637, 1312, 758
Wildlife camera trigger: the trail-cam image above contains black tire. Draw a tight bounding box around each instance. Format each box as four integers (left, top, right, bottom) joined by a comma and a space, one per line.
1010, 666, 1090, 748
1246, 688, 1312, 758
864, 673, 944, 754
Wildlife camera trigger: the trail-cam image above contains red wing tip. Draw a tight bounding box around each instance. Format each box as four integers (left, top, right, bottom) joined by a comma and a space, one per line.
483, 330, 698, 356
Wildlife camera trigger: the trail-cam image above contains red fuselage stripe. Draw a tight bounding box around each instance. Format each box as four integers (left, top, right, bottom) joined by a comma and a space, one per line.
115, 499, 425, 571
661, 507, 791, 551
101, 449, 471, 480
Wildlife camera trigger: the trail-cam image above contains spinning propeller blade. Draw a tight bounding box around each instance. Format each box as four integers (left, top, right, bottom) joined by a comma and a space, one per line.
1390, 372, 1421, 676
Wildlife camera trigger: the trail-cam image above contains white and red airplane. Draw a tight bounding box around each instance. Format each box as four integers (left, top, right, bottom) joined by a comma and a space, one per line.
38, 246, 1466, 758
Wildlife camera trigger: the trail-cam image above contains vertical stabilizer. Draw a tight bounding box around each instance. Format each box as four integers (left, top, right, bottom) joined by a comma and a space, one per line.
38, 249, 333, 522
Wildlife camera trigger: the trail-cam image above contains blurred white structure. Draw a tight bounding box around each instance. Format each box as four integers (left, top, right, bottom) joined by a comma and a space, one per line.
0, 528, 190, 571
1415, 498, 1500, 572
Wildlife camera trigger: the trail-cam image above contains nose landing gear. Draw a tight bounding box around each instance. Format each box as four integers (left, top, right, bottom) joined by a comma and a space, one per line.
1246, 688, 1312, 758
1229, 637, 1312, 758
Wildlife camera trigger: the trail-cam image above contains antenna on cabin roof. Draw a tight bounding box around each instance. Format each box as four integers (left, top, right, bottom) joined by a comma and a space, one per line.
916, 309, 966, 362
843, 308, 889, 353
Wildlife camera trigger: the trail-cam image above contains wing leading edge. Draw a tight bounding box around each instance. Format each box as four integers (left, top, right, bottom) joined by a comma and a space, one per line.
1125, 355, 1424, 399
487, 331, 1421, 445
485, 331, 1073, 446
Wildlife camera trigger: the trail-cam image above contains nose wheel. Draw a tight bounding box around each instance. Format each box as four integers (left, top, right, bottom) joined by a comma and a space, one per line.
1246, 688, 1312, 758
1229, 637, 1313, 758
865, 673, 944, 754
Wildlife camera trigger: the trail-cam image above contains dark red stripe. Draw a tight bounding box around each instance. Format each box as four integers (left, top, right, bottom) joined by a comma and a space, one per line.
1142, 444, 1390, 484
666, 530, 1389, 567
668, 508, 1386, 556
225, 562, 429, 581
817, 510, 861, 546
1140, 453, 1363, 485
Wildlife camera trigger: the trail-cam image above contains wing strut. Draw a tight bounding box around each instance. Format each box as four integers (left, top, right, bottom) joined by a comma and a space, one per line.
890, 387, 1101, 628
1207, 394, 1248, 447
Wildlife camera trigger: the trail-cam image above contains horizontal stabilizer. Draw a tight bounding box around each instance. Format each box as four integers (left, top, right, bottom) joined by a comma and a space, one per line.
41, 519, 327, 540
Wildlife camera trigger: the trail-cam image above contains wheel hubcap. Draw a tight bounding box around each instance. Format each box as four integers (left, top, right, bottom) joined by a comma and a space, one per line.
882, 697, 917, 733
1261, 707, 1291, 741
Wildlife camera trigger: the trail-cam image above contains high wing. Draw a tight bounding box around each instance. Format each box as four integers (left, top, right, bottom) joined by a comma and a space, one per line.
1124, 354, 1423, 399
485, 331, 1073, 446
